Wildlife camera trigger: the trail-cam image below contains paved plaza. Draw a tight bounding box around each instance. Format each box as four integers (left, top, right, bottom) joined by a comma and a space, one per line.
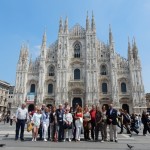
0, 122, 150, 150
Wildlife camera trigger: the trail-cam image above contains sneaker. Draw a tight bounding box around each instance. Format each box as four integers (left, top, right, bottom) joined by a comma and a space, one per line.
115, 140, 118, 143
44, 139, 47, 142
63, 139, 66, 142
34, 138, 37, 142
68, 138, 71, 142
32, 138, 34, 141
20, 138, 24, 141
101, 140, 104, 143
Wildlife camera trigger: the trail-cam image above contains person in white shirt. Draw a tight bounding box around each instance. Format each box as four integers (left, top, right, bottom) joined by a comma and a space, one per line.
15, 103, 28, 141
63, 107, 73, 142
42, 107, 50, 142
31, 107, 42, 141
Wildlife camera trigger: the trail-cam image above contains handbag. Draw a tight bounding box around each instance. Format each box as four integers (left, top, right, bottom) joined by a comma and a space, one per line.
87, 122, 92, 130
64, 122, 72, 129
27, 122, 33, 132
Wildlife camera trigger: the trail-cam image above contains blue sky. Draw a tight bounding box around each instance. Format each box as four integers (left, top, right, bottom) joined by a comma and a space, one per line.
0, 0, 150, 92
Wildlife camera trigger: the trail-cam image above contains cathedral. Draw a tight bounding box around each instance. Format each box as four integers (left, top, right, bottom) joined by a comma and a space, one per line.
14, 13, 147, 113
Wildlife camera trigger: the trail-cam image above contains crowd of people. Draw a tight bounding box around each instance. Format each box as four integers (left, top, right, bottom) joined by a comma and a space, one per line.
14, 102, 150, 142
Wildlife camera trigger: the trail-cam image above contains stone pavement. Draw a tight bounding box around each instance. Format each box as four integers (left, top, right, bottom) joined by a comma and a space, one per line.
0, 122, 150, 150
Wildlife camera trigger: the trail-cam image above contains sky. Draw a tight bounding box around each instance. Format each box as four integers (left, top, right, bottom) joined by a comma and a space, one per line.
0, 0, 150, 92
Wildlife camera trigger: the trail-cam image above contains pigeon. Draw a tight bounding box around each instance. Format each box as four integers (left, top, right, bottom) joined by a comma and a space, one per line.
4, 133, 9, 137
127, 144, 134, 149
0, 144, 6, 147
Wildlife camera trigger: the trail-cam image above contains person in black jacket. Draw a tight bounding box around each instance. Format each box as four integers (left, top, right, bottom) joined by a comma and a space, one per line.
106, 103, 118, 142
142, 111, 148, 136
56, 104, 65, 141
130, 113, 139, 134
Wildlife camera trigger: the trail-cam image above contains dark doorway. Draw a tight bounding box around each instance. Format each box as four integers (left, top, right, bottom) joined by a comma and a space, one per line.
122, 104, 129, 114
72, 97, 82, 110
28, 104, 35, 112
102, 104, 109, 110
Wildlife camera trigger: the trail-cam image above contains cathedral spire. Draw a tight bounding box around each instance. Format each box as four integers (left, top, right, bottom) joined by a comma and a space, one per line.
41, 30, 47, 58
59, 17, 63, 34
64, 16, 68, 34
128, 37, 132, 60
42, 30, 47, 48
132, 37, 138, 60
109, 24, 114, 44
86, 11, 90, 31
91, 11, 96, 33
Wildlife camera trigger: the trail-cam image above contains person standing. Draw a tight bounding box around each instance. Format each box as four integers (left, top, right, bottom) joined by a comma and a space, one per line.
31, 107, 42, 141
106, 103, 118, 142
101, 105, 108, 141
75, 106, 83, 142
50, 106, 57, 141
142, 111, 148, 136
10, 113, 14, 126
42, 107, 50, 142
83, 105, 91, 141
15, 103, 28, 141
63, 107, 73, 142
95, 106, 103, 142
90, 105, 96, 140
39, 104, 46, 140
56, 104, 65, 142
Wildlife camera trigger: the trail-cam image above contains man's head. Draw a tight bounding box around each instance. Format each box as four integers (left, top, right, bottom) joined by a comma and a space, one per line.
64, 102, 69, 107
21, 103, 26, 109
109, 103, 113, 109
45, 107, 49, 112
92, 104, 96, 110
42, 104, 46, 110
96, 105, 100, 111
59, 104, 63, 110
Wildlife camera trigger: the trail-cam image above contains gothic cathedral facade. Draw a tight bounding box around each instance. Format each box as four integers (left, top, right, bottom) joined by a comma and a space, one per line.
14, 14, 147, 113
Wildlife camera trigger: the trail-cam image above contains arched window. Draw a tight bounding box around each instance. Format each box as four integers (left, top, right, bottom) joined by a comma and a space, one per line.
30, 84, 35, 93
48, 84, 53, 94
102, 83, 107, 94
74, 69, 80, 80
48, 66, 55, 76
121, 82, 127, 93
74, 43, 80, 58
101, 65, 107, 75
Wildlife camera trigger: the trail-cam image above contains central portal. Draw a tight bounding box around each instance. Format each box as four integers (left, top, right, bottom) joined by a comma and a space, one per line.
72, 97, 82, 110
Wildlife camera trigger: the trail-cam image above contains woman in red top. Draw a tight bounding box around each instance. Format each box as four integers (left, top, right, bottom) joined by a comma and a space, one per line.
75, 106, 83, 141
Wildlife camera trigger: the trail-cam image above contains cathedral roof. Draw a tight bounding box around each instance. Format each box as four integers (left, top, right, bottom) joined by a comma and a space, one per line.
69, 24, 85, 39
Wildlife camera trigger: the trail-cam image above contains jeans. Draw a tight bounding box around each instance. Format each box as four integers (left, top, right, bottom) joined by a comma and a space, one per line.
76, 126, 82, 140
15, 119, 26, 139
57, 122, 64, 141
143, 123, 148, 135
91, 121, 95, 140
43, 123, 49, 139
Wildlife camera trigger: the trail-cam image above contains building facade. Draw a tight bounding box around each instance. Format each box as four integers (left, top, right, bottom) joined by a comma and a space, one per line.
146, 93, 150, 112
0, 80, 10, 118
14, 14, 147, 113
8, 86, 15, 113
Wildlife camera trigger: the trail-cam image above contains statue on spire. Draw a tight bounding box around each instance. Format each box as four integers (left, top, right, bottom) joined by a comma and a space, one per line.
91, 11, 96, 33
59, 17, 63, 34
86, 11, 90, 31
64, 16, 68, 33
